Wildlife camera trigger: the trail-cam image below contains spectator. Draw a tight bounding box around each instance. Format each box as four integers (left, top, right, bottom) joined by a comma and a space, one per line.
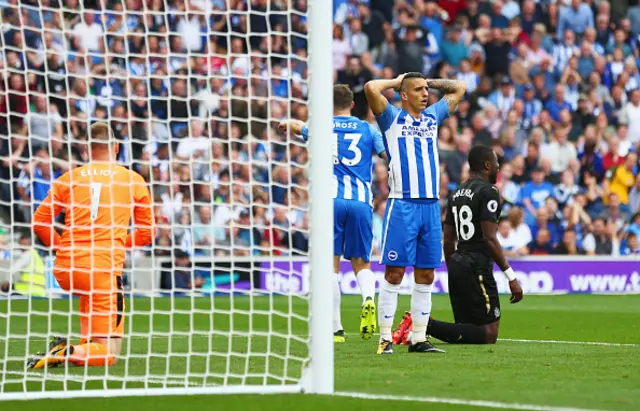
605, 151, 638, 205
72, 12, 103, 52
600, 193, 631, 232
348, 18, 369, 56
555, 169, 580, 207
507, 207, 533, 250
546, 128, 577, 173
582, 218, 618, 256
556, 0, 594, 39
441, 26, 468, 68
553, 229, 585, 255
629, 174, 640, 214
530, 206, 561, 245
497, 217, 529, 257
618, 88, 640, 145
621, 232, 640, 255
527, 227, 555, 255
629, 0, 640, 36
161, 249, 204, 291
337, 56, 373, 119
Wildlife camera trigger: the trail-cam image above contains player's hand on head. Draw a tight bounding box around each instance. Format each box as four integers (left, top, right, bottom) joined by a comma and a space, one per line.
509, 279, 523, 304
394, 73, 406, 90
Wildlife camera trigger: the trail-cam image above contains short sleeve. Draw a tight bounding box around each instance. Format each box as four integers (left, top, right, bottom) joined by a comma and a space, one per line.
432, 98, 450, 123
368, 123, 385, 155
301, 125, 309, 142
375, 102, 400, 133
479, 186, 501, 223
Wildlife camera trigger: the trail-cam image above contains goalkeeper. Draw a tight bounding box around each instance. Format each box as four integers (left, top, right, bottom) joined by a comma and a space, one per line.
28, 122, 155, 368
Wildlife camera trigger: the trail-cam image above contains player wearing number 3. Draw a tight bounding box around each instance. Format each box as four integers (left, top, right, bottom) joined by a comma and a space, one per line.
29, 122, 155, 368
365, 73, 466, 354
279, 85, 386, 343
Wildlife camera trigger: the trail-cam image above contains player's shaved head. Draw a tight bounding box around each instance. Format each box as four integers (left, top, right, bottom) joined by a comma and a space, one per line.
333, 84, 354, 111
400, 72, 426, 91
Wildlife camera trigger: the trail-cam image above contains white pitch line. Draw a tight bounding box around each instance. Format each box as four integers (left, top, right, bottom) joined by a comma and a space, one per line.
10, 335, 640, 348
335, 392, 609, 411
499, 338, 640, 348
3, 371, 209, 387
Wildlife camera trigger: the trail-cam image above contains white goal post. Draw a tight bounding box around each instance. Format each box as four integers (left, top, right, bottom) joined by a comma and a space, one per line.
0, 0, 333, 400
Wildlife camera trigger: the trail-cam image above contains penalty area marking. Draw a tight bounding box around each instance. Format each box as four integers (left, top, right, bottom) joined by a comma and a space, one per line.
14, 335, 640, 348
336, 392, 609, 411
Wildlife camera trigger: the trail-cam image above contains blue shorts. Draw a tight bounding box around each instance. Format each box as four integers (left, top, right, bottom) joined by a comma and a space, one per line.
334, 198, 372, 262
380, 198, 442, 268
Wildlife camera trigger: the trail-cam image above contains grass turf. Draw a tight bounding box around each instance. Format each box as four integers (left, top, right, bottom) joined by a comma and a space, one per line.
1, 294, 639, 411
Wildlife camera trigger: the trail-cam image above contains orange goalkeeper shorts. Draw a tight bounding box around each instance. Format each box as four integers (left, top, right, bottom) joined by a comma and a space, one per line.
53, 265, 125, 340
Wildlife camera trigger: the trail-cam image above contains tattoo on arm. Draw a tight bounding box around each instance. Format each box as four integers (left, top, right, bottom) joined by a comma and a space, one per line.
427, 79, 466, 114
426, 79, 461, 94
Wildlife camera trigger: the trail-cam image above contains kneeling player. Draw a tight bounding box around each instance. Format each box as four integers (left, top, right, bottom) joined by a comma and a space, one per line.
28, 122, 155, 368
430, 145, 523, 344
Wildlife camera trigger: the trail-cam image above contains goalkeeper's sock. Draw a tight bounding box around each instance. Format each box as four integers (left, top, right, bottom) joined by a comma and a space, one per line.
377, 279, 400, 341
428, 319, 488, 344
356, 268, 376, 304
68, 343, 114, 366
333, 273, 343, 333
410, 283, 432, 344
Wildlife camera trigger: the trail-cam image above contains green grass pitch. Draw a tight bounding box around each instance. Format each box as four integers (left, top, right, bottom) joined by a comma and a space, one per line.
1, 294, 639, 411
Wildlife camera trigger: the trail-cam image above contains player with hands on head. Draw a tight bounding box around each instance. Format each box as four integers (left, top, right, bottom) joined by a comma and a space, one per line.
278, 84, 387, 343
364, 72, 466, 354
429, 145, 523, 345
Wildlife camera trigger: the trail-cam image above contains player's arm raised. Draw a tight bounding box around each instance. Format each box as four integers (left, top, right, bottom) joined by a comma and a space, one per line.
33, 173, 67, 250
364, 74, 405, 116
480, 188, 523, 304
426, 79, 467, 115
125, 172, 156, 248
278, 120, 308, 141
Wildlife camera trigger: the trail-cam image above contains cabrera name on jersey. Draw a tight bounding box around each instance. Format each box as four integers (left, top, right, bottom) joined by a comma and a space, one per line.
376, 99, 450, 199
446, 178, 502, 250
302, 116, 385, 205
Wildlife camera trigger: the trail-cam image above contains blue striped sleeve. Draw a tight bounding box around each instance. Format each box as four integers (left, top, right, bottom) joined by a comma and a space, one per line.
301, 124, 309, 141
368, 123, 385, 155
375, 102, 400, 133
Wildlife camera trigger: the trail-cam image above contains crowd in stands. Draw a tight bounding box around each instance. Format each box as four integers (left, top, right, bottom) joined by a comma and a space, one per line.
0, 0, 640, 276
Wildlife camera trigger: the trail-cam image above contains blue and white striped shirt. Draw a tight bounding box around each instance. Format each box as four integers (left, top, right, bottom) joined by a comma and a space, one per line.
302, 116, 385, 205
375, 99, 449, 199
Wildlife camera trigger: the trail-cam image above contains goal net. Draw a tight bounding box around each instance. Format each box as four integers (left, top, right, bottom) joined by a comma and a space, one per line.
0, 0, 333, 399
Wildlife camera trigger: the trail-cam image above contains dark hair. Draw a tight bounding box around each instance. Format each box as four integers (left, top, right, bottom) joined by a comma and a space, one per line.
468, 145, 495, 173
400, 72, 426, 90
333, 84, 354, 110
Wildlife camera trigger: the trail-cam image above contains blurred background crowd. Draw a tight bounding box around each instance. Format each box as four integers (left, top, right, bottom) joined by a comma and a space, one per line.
1, 0, 640, 287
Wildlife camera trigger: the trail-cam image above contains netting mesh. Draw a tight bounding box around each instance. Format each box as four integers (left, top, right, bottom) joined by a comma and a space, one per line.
0, 0, 313, 395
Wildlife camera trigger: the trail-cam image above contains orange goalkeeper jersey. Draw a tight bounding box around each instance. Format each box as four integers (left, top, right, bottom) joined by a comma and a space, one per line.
33, 163, 156, 271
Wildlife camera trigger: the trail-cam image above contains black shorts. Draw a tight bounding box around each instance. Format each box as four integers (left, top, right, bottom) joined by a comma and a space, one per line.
447, 251, 501, 326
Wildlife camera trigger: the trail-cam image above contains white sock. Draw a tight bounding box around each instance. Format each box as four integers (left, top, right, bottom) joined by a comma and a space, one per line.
410, 283, 433, 344
333, 273, 343, 333
356, 268, 376, 304
377, 279, 400, 342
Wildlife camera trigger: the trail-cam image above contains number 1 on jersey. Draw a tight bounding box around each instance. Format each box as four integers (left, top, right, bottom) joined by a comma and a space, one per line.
452, 205, 475, 241
90, 183, 102, 221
